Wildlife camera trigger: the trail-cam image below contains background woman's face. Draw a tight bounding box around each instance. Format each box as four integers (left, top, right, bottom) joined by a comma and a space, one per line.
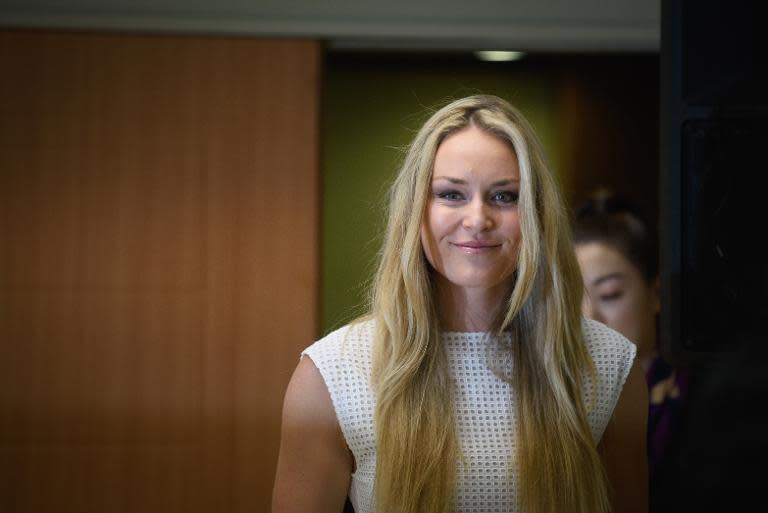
420, 125, 521, 295
575, 241, 659, 357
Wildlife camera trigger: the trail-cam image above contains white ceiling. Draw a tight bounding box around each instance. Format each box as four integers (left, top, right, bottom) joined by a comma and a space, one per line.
0, 0, 659, 52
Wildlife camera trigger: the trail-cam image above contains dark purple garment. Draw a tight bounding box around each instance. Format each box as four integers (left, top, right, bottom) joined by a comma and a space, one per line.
646, 356, 689, 474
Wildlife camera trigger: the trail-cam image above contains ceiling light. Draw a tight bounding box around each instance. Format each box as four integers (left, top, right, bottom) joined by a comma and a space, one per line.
474, 50, 525, 62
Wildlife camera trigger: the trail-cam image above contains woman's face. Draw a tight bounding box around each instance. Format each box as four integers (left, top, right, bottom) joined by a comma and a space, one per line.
420, 125, 522, 296
575, 241, 659, 356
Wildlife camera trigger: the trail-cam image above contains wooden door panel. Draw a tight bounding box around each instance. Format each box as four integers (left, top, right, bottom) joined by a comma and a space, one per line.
0, 31, 320, 513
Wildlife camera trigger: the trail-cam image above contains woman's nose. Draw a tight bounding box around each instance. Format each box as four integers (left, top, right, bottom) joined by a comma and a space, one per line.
582, 294, 603, 322
462, 199, 493, 231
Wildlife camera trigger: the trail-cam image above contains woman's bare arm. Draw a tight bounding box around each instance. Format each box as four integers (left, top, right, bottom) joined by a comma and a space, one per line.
600, 360, 649, 513
272, 356, 353, 513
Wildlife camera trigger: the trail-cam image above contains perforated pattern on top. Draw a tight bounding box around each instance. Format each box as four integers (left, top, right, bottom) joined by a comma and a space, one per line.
302, 318, 635, 513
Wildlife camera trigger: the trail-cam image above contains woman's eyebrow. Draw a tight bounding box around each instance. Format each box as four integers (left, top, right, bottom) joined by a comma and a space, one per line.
592, 272, 625, 287
490, 179, 519, 186
432, 176, 467, 184
432, 176, 520, 186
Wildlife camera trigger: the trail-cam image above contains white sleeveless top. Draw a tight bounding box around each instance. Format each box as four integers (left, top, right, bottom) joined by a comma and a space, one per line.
302, 318, 636, 513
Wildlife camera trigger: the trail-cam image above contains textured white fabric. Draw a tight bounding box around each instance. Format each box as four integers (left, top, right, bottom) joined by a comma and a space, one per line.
301, 318, 636, 513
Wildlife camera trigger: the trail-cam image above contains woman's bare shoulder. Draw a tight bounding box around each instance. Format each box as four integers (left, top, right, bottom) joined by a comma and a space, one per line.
272, 357, 352, 513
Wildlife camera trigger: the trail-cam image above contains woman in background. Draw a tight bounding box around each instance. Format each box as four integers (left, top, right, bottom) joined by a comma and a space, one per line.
574, 191, 689, 508
273, 96, 647, 513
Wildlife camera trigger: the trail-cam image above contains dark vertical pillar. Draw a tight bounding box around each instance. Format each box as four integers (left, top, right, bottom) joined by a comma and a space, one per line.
659, 1, 768, 511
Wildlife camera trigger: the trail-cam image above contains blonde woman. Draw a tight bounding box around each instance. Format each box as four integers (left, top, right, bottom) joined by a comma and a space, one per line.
272, 95, 648, 513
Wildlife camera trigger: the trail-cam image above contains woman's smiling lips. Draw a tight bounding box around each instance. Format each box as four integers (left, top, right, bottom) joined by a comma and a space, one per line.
450, 240, 502, 254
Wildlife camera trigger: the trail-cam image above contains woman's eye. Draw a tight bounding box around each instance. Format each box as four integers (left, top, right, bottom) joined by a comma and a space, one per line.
599, 291, 623, 302
436, 190, 464, 201
492, 191, 519, 204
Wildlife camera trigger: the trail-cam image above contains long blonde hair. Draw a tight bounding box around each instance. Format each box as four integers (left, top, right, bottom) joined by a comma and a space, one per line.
368, 95, 610, 513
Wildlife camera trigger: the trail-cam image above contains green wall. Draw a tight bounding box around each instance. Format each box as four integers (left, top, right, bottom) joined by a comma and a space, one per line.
321, 57, 561, 334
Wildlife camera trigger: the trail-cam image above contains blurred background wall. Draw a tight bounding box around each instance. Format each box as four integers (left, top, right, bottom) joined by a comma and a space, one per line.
0, 1, 659, 511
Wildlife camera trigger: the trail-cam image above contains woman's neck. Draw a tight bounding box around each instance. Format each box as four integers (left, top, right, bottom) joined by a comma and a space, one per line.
435, 279, 512, 332
637, 346, 659, 373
